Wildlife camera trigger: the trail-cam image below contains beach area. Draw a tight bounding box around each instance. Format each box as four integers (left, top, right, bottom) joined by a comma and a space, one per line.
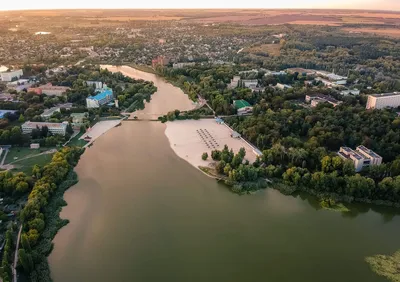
164, 119, 258, 169
100, 65, 260, 171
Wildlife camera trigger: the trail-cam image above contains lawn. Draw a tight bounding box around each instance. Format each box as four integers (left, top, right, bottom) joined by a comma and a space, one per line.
5, 147, 43, 164
66, 132, 88, 147
11, 153, 55, 175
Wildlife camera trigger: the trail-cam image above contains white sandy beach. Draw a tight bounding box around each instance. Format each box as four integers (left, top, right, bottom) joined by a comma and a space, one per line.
164, 119, 258, 169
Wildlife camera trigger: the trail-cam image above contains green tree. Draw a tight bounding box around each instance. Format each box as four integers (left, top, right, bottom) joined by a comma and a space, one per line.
201, 152, 208, 160
18, 114, 25, 123
21, 234, 31, 252
66, 123, 74, 135
18, 249, 33, 273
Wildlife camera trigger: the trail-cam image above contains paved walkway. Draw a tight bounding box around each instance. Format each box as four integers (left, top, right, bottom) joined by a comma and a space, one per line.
12, 225, 22, 282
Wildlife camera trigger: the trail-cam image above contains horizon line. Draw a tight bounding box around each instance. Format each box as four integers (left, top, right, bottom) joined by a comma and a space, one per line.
1, 7, 400, 12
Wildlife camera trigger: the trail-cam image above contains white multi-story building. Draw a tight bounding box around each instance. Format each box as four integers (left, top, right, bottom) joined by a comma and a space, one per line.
22, 121, 67, 136
337, 146, 382, 172
0, 69, 23, 82
86, 88, 114, 108
366, 93, 400, 109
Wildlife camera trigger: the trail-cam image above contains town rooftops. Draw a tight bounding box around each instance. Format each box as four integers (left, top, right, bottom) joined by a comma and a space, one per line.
87, 89, 113, 101
369, 92, 400, 98
233, 100, 251, 109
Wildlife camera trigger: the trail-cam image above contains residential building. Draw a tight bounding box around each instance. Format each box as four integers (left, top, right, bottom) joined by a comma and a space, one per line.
86, 87, 114, 108
337, 146, 382, 172
0, 69, 23, 82
172, 62, 195, 69
22, 121, 67, 135
276, 83, 292, 90
340, 89, 360, 96
228, 76, 240, 89
366, 93, 400, 110
41, 107, 61, 119
306, 94, 342, 108
38, 83, 70, 96
86, 81, 103, 89
233, 100, 253, 115
242, 80, 258, 88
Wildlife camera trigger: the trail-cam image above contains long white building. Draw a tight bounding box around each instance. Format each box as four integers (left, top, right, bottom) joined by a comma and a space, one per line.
0, 69, 23, 82
21, 121, 67, 135
366, 93, 400, 109
337, 146, 382, 172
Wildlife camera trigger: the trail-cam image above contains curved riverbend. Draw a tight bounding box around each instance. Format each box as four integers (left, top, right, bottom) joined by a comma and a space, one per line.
49, 66, 400, 282
101, 65, 196, 119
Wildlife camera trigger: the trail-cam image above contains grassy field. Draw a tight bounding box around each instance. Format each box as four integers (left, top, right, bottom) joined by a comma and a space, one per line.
11, 153, 55, 175
67, 132, 88, 147
5, 147, 44, 164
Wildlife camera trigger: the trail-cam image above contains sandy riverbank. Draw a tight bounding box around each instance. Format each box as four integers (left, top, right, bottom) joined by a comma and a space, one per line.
164, 119, 258, 170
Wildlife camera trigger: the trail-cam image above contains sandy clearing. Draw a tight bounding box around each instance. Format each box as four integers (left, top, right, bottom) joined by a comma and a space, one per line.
164, 119, 258, 170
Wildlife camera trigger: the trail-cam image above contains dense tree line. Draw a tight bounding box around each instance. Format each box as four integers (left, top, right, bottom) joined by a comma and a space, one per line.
0, 225, 14, 282
17, 146, 83, 280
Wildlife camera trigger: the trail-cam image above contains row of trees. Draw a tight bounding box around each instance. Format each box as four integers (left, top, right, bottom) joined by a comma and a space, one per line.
0, 225, 14, 282
17, 146, 83, 280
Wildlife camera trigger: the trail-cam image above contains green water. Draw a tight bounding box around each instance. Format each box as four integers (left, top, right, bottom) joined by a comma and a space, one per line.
49, 122, 399, 282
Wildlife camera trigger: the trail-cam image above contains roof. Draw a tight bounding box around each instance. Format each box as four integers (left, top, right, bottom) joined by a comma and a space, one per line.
41, 107, 60, 117
22, 121, 67, 129
369, 92, 400, 98
0, 110, 17, 118
234, 100, 251, 109
88, 89, 113, 101
357, 145, 382, 159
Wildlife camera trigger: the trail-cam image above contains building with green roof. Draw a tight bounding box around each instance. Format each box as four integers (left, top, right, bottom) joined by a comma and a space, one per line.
233, 100, 251, 109
233, 100, 253, 115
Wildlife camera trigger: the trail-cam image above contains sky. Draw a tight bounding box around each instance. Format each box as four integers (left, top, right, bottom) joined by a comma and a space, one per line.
0, 0, 399, 11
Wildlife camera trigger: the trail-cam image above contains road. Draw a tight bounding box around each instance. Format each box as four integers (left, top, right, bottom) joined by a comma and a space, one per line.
0, 149, 9, 166
12, 225, 23, 282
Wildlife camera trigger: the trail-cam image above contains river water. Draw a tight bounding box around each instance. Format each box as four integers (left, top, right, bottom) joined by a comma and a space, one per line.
49, 67, 400, 282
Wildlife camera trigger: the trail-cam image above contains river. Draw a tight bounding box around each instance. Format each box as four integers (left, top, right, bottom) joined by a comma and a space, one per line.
49, 66, 400, 282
